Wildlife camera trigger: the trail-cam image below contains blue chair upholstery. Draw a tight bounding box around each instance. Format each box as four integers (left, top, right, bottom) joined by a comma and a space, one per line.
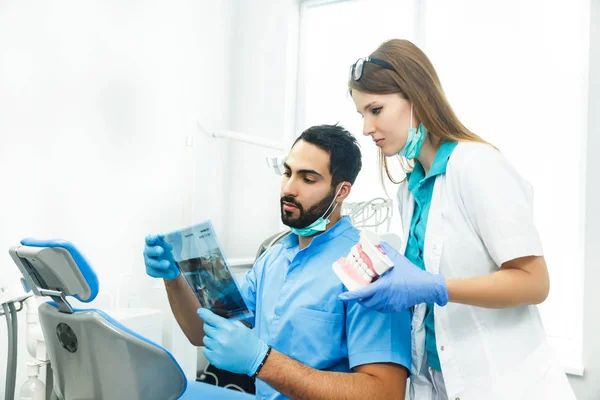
9, 239, 254, 400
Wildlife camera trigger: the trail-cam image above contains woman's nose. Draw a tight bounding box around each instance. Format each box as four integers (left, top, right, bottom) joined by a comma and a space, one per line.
362, 118, 375, 136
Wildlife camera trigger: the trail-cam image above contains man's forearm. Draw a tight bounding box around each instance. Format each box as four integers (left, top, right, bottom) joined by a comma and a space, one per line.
164, 276, 205, 346
257, 349, 404, 400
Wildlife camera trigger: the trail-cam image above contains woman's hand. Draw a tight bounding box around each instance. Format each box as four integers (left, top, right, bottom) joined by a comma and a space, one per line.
338, 242, 448, 312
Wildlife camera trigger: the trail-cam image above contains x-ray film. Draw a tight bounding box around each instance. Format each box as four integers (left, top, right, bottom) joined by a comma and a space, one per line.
163, 221, 253, 321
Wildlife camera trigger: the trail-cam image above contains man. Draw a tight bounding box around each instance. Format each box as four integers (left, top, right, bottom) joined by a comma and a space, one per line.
144, 125, 411, 399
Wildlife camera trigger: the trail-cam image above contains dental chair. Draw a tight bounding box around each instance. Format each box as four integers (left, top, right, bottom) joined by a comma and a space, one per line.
9, 238, 254, 400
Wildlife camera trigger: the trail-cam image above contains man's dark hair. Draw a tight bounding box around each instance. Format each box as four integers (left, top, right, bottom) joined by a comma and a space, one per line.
293, 124, 362, 186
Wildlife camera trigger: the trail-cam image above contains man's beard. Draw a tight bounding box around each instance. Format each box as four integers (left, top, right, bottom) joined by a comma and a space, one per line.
280, 188, 336, 229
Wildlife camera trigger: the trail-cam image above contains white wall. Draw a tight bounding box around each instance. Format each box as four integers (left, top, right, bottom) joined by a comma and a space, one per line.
569, 0, 600, 398
0, 0, 235, 395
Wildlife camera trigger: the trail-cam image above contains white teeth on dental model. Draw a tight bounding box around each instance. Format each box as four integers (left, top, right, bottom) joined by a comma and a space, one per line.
353, 258, 366, 272
355, 260, 372, 282
332, 229, 396, 291
351, 249, 376, 280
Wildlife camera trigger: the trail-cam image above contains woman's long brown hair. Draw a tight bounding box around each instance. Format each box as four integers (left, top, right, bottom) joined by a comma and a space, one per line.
349, 39, 492, 183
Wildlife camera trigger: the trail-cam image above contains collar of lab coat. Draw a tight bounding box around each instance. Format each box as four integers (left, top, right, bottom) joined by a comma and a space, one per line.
407, 140, 457, 193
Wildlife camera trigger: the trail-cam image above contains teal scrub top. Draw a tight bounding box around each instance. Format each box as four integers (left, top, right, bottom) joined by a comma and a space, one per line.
405, 141, 457, 371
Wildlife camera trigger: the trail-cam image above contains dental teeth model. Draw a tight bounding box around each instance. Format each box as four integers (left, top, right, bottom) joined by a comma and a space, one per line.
332, 230, 395, 291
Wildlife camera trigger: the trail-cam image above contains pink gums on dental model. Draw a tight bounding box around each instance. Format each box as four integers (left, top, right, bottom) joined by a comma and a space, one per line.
332, 230, 395, 292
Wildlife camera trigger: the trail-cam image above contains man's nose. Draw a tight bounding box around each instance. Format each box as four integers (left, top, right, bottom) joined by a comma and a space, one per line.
282, 177, 298, 197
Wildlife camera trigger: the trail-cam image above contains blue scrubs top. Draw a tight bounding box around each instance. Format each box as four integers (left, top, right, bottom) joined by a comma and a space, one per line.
405, 141, 457, 371
239, 216, 412, 400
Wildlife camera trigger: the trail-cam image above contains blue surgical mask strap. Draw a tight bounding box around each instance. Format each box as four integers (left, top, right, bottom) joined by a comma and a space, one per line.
321, 184, 343, 220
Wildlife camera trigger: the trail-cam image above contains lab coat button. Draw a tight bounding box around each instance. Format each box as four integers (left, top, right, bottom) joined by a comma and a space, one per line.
440, 345, 445, 351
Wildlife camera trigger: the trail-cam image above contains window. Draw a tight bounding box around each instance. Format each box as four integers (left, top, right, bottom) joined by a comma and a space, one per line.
296, 0, 420, 204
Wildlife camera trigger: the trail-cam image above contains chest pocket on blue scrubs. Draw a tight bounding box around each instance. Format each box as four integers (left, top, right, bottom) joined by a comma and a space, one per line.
290, 307, 345, 370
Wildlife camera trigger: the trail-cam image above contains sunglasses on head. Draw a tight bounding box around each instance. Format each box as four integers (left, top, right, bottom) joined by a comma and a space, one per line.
350, 57, 396, 81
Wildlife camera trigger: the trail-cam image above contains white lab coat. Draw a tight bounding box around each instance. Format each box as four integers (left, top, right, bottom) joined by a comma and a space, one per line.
396, 142, 576, 400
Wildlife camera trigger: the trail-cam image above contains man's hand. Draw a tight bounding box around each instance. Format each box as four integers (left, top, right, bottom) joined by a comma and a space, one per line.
197, 308, 269, 376
144, 234, 180, 280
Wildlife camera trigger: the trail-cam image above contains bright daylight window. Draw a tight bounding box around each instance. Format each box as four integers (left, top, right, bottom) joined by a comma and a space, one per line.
296, 0, 420, 204
296, 0, 587, 375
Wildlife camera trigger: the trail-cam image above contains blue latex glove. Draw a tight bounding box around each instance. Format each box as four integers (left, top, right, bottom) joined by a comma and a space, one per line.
338, 241, 448, 312
197, 308, 269, 376
144, 234, 180, 280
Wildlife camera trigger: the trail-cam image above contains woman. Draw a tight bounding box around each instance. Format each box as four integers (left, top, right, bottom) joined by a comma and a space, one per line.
339, 39, 576, 400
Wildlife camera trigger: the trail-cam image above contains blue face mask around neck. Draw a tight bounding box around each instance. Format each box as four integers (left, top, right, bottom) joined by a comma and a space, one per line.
289, 186, 343, 237
289, 216, 330, 237
398, 104, 427, 160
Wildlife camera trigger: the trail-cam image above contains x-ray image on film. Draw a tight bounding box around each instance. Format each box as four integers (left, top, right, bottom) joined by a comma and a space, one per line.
163, 221, 253, 321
